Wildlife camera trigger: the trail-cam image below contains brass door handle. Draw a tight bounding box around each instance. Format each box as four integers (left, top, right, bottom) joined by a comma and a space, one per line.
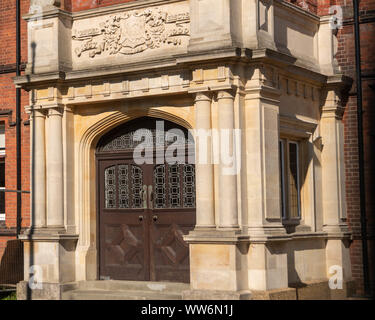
148, 185, 153, 210
142, 185, 147, 209
139, 215, 144, 222
153, 215, 158, 222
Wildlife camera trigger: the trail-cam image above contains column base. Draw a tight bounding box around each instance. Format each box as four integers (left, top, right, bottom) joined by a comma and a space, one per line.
247, 241, 288, 291
184, 229, 248, 243
19, 232, 78, 286
193, 225, 217, 230
184, 230, 249, 292
21, 226, 67, 236
249, 280, 355, 300
248, 225, 290, 242
323, 224, 351, 239
16, 281, 76, 300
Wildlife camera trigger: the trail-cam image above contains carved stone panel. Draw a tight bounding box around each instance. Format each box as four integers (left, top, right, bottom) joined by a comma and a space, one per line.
72, 3, 190, 65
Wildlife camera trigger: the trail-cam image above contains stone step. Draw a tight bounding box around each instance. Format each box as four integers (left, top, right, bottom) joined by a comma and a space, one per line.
62, 289, 183, 300
77, 280, 189, 293
61, 280, 190, 300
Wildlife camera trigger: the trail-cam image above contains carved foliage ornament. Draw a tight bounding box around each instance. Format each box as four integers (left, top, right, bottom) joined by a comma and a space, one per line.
72, 8, 190, 58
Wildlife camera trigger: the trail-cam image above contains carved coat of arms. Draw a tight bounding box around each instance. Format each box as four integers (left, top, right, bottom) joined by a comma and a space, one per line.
121, 14, 147, 51
72, 8, 190, 58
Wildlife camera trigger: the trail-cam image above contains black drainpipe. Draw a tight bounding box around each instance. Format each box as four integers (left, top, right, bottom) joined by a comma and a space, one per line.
16, 0, 22, 236
352, 0, 370, 297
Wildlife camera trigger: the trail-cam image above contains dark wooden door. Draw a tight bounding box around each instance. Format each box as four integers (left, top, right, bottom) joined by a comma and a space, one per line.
99, 158, 151, 281
98, 150, 196, 283
149, 163, 196, 283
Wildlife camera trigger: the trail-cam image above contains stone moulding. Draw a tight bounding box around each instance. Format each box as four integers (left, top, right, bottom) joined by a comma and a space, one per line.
72, 8, 190, 58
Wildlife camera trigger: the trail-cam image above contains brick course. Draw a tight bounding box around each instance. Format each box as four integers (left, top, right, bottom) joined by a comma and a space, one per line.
0, 0, 30, 272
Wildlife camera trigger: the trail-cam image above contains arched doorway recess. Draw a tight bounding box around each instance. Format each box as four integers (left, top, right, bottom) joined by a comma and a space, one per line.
96, 117, 196, 283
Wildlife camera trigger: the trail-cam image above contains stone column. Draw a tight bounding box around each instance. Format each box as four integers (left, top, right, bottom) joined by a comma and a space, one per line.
217, 90, 239, 229
244, 83, 285, 235
320, 76, 352, 298
320, 88, 348, 234
46, 106, 64, 229
32, 108, 46, 228
244, 66, 288, 292
194, 91, 215, 229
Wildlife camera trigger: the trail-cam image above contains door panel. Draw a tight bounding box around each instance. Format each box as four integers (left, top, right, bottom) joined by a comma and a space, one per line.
99, 160, 150, 281
150, 210, 195, 283
150, 163, 195, 282
101, 214, 149, 281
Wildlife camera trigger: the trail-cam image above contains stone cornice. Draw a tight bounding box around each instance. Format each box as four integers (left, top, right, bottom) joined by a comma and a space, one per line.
14, 48, 328, 91
72, 0, 185, 20
279, 115, 318, 138
274, 0, 320, 23
24, 7, 71, 22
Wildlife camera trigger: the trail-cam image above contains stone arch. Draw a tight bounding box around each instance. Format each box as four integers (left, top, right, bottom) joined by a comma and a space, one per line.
74, 107, 194, 281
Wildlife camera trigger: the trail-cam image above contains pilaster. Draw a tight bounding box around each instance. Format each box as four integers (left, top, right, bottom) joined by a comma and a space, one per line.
244, 65, 286, 238
191, 90, 216, 229
217, 89, 240, 230
320, 76, 351, 237
46, 106, 65, 229
30, 107, 47, 229
320, 75, 353, 291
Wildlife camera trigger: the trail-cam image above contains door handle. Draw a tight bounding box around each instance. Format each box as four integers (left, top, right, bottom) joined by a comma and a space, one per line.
148, 185, 153, 210
153, 215, 158, 222
142, 185, 147, 209
139, 215, 144, 222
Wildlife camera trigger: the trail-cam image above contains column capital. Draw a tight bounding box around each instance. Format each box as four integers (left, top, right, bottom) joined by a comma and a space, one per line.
320, 75, 352, 120
28, 106, 47, 118
188, 87, 212, 102
47, 106, 64, 117
216, 89, 236, 100
320, 87, 346, 120
33, 109, 47, 118
194, 91, 212, 102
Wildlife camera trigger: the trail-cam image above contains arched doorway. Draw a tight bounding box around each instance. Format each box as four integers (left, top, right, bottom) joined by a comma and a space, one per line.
96, 117, 196, 283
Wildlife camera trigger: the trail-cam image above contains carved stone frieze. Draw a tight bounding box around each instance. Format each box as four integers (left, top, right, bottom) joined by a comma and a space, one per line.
72, 8, 190, 58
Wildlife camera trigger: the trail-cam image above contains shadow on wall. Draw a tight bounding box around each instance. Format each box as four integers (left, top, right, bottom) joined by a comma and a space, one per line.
0, 240, 24, 284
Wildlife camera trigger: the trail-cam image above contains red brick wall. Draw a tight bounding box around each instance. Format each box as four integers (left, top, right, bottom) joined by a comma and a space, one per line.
318, 0, 375, 296
0, 0, 30, 267
63, 0, 137, 12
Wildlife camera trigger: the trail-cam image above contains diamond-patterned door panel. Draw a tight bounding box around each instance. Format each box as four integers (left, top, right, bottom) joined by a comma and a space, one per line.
150, 212, 195, 283
101, 218, 148, 281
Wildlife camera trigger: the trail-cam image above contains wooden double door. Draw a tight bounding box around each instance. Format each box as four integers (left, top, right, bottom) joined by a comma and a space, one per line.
98, 155, 196, 283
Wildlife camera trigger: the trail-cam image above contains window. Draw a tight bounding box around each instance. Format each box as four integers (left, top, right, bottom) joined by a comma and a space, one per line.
279, 139, 301, 221
0, 123, 4, 221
